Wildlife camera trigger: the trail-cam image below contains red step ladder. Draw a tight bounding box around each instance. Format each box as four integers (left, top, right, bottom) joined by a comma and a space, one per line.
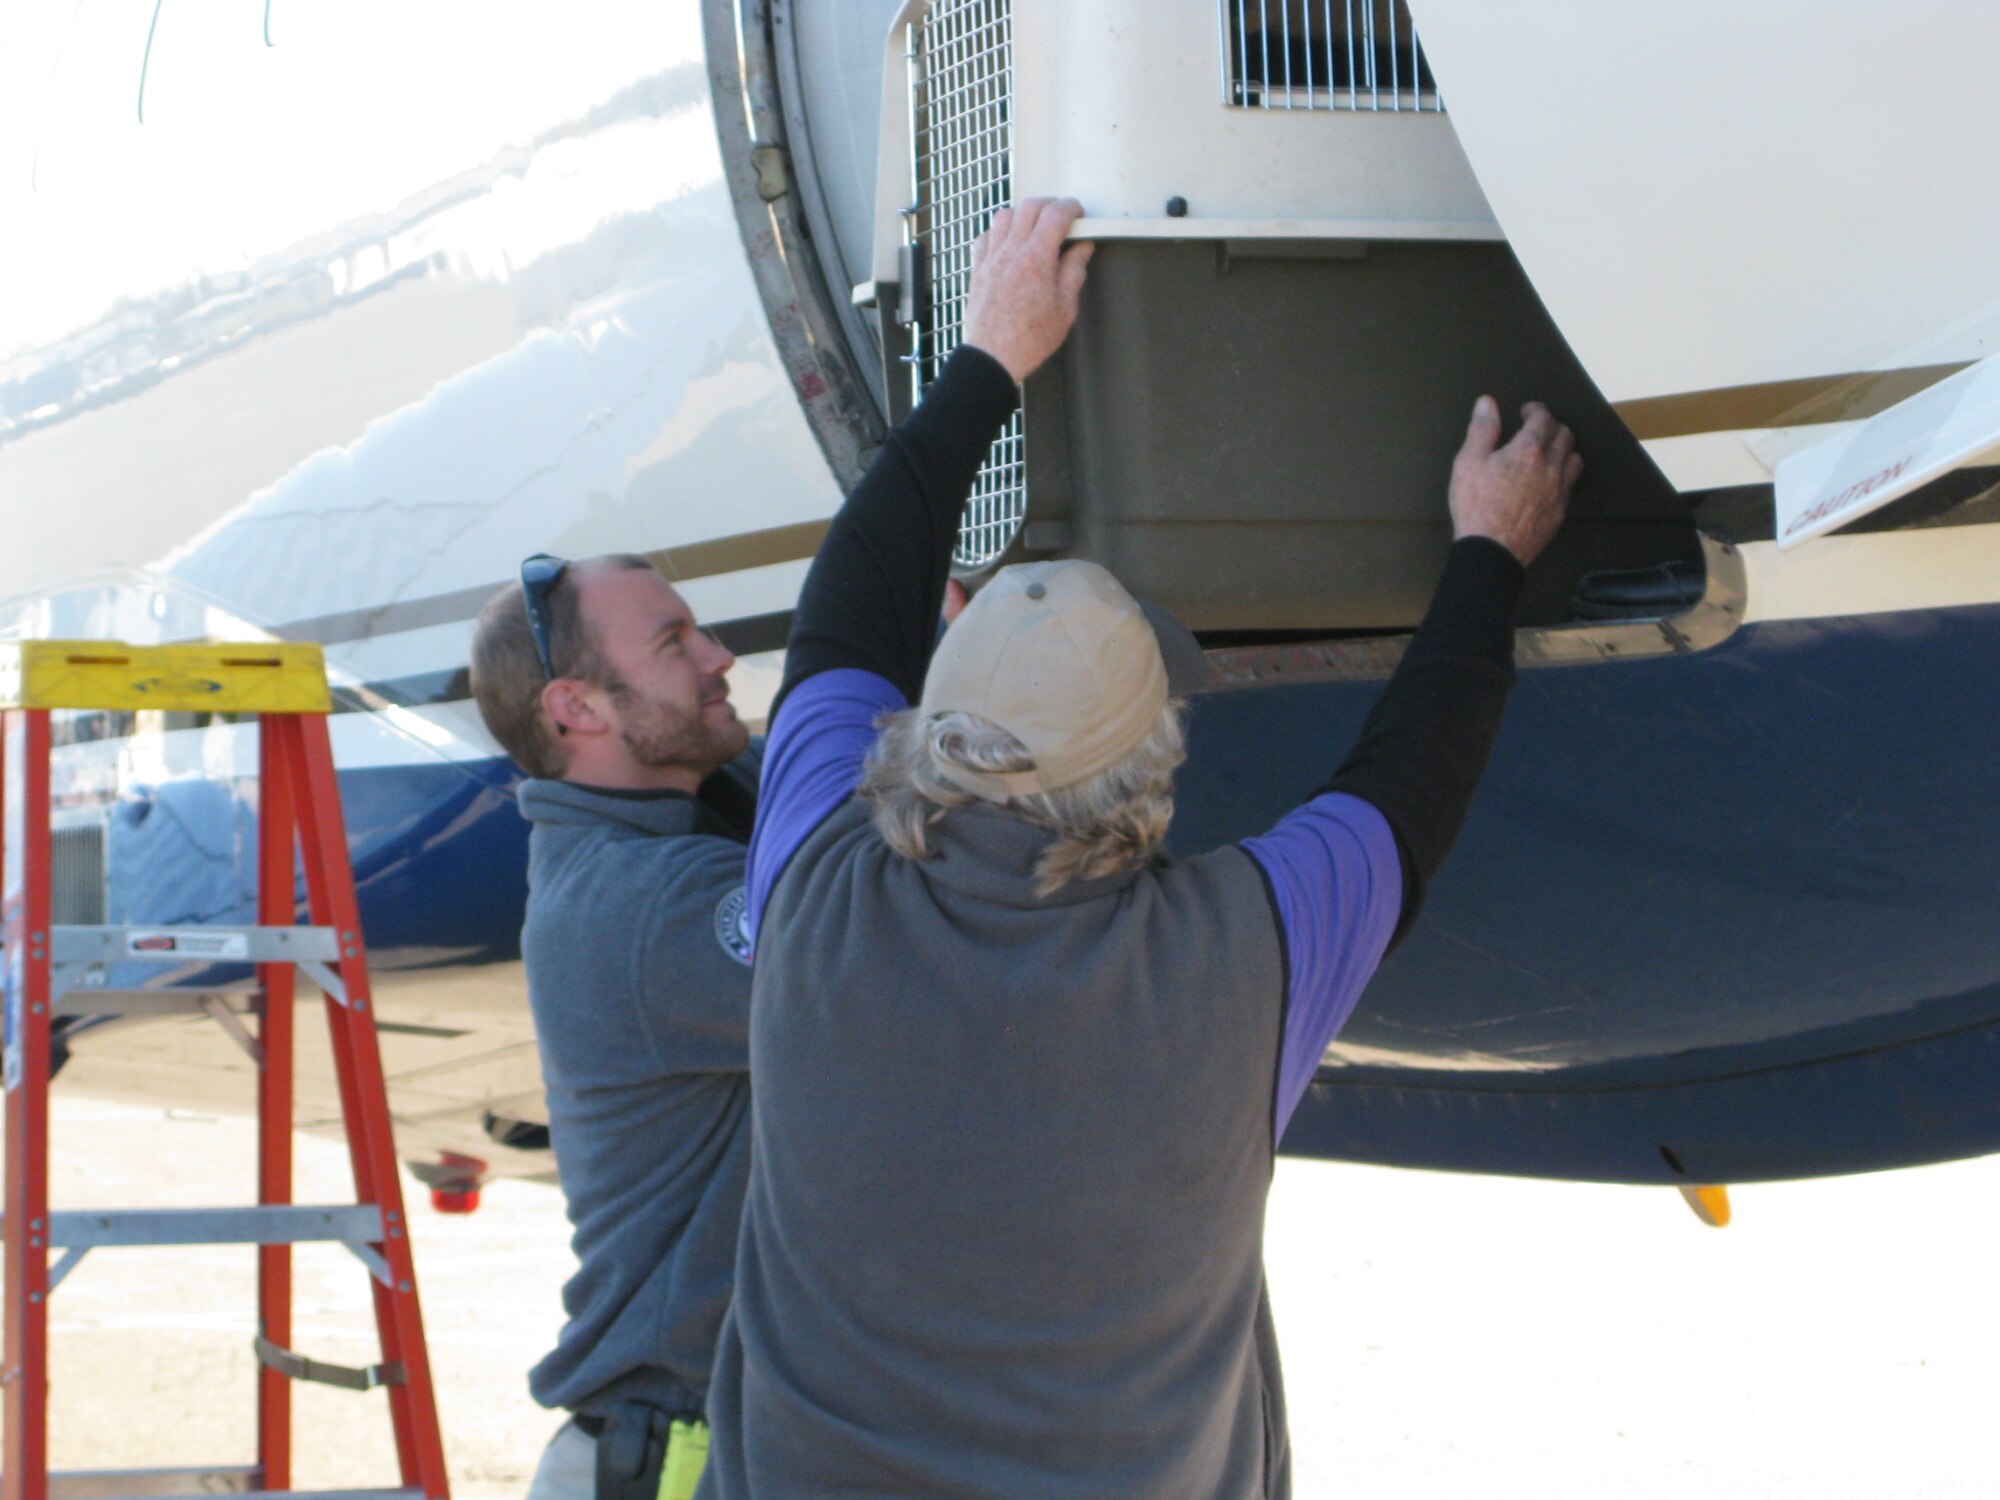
0, 641, 449, 1500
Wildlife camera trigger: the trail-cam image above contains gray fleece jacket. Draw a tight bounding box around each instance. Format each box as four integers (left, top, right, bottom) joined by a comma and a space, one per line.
517, 746, 760, 1418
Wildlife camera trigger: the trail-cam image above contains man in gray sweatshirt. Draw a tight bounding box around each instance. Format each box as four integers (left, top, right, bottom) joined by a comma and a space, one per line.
470, 552, 759, 1500
699, 200, 1578, 1497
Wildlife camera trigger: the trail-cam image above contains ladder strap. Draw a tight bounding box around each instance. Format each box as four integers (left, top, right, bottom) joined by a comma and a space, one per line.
254, 1333, 405, 1393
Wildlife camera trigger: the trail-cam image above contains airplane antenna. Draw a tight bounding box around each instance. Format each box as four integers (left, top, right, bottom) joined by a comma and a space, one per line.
136, 0, 164, 124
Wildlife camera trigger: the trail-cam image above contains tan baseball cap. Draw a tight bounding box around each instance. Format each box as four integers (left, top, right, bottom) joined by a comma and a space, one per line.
918, 560, 1211, 800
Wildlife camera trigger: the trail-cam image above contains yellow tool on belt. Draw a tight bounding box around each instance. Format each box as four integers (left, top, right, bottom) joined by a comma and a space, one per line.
660, 1420, 709, 1500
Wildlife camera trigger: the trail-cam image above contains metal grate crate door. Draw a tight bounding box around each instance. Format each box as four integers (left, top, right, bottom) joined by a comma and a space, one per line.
909, 0, 1027, 569
1221, 0, 1442, 112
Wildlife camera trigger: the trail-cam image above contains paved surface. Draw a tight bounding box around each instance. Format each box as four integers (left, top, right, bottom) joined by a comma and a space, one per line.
14, 1095, 1997, 1497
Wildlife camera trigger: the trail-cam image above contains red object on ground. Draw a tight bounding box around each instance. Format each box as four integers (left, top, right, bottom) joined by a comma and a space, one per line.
430, 1185, 483, 1215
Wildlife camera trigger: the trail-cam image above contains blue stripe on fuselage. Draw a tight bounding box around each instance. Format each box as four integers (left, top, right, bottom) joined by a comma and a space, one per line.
91, 601, 2000, 1180
1171, 603, 2000, 1180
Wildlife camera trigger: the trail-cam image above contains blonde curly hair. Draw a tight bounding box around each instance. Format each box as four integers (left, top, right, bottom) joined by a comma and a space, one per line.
860, 701, 1187, 895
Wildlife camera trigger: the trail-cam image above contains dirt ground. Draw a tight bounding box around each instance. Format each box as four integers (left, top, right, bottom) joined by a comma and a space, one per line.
14, 1095, 1998, 1498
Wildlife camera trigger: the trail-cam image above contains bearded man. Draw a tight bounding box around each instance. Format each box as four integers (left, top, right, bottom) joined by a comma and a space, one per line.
469, 553, 757, 1500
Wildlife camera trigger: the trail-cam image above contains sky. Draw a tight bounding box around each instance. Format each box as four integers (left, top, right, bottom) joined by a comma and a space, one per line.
0, 0, 689, 357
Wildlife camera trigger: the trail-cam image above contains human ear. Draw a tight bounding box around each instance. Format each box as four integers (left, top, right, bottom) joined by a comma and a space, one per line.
541, 678, 607, 738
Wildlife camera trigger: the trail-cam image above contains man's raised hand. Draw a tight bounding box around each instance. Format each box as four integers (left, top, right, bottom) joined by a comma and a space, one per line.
962, 198, 1095, 384
1447, 397, 1583, 568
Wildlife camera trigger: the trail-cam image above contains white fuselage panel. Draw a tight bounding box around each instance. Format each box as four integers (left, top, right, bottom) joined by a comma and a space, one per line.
1406, 1, 2000, 405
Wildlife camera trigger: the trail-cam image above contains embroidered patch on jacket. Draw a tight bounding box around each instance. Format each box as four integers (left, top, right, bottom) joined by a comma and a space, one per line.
714, 885, 753, 966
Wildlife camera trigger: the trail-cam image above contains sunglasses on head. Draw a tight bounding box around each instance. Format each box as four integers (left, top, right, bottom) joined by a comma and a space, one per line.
520, 553, 570, 679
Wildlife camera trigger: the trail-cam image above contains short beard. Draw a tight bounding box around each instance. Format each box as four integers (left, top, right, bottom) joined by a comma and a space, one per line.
607, 677, 748, 774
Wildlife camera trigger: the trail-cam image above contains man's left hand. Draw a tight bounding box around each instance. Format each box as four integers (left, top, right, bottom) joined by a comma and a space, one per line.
962, 198, 1095, 384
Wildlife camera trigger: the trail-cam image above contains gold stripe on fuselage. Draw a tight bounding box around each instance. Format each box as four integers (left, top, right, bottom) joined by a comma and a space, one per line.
647, 518, 829, 583
1613, 362, 1972, 441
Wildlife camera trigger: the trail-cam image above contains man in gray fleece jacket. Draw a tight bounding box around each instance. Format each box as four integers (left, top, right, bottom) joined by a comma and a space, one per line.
470, 553, 760, 1500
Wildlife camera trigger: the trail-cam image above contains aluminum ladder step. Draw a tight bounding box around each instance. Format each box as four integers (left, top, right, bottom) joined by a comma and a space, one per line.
49, 1468, 261, 1499
50, 926, 340, 964
50, 1475, 419, 1500
19, 1206, 384, 1249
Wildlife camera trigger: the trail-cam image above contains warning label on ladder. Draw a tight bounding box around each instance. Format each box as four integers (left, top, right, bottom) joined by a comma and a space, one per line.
127, 930, 251, 959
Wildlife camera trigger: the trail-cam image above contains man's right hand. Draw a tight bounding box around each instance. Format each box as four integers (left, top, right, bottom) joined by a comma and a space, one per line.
1447, 397, 1583, 567
962, 198, 1095, 384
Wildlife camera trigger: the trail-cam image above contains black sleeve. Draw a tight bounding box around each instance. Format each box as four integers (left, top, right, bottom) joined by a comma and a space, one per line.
772, 347, 1021, 720
1324, 535, 1525, 944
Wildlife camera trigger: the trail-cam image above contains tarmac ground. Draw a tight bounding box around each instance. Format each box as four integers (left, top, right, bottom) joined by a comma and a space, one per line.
13, 1094, 1997, 1498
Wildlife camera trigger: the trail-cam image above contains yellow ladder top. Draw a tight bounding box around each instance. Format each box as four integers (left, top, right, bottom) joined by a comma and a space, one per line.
0, 640, 331, 714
